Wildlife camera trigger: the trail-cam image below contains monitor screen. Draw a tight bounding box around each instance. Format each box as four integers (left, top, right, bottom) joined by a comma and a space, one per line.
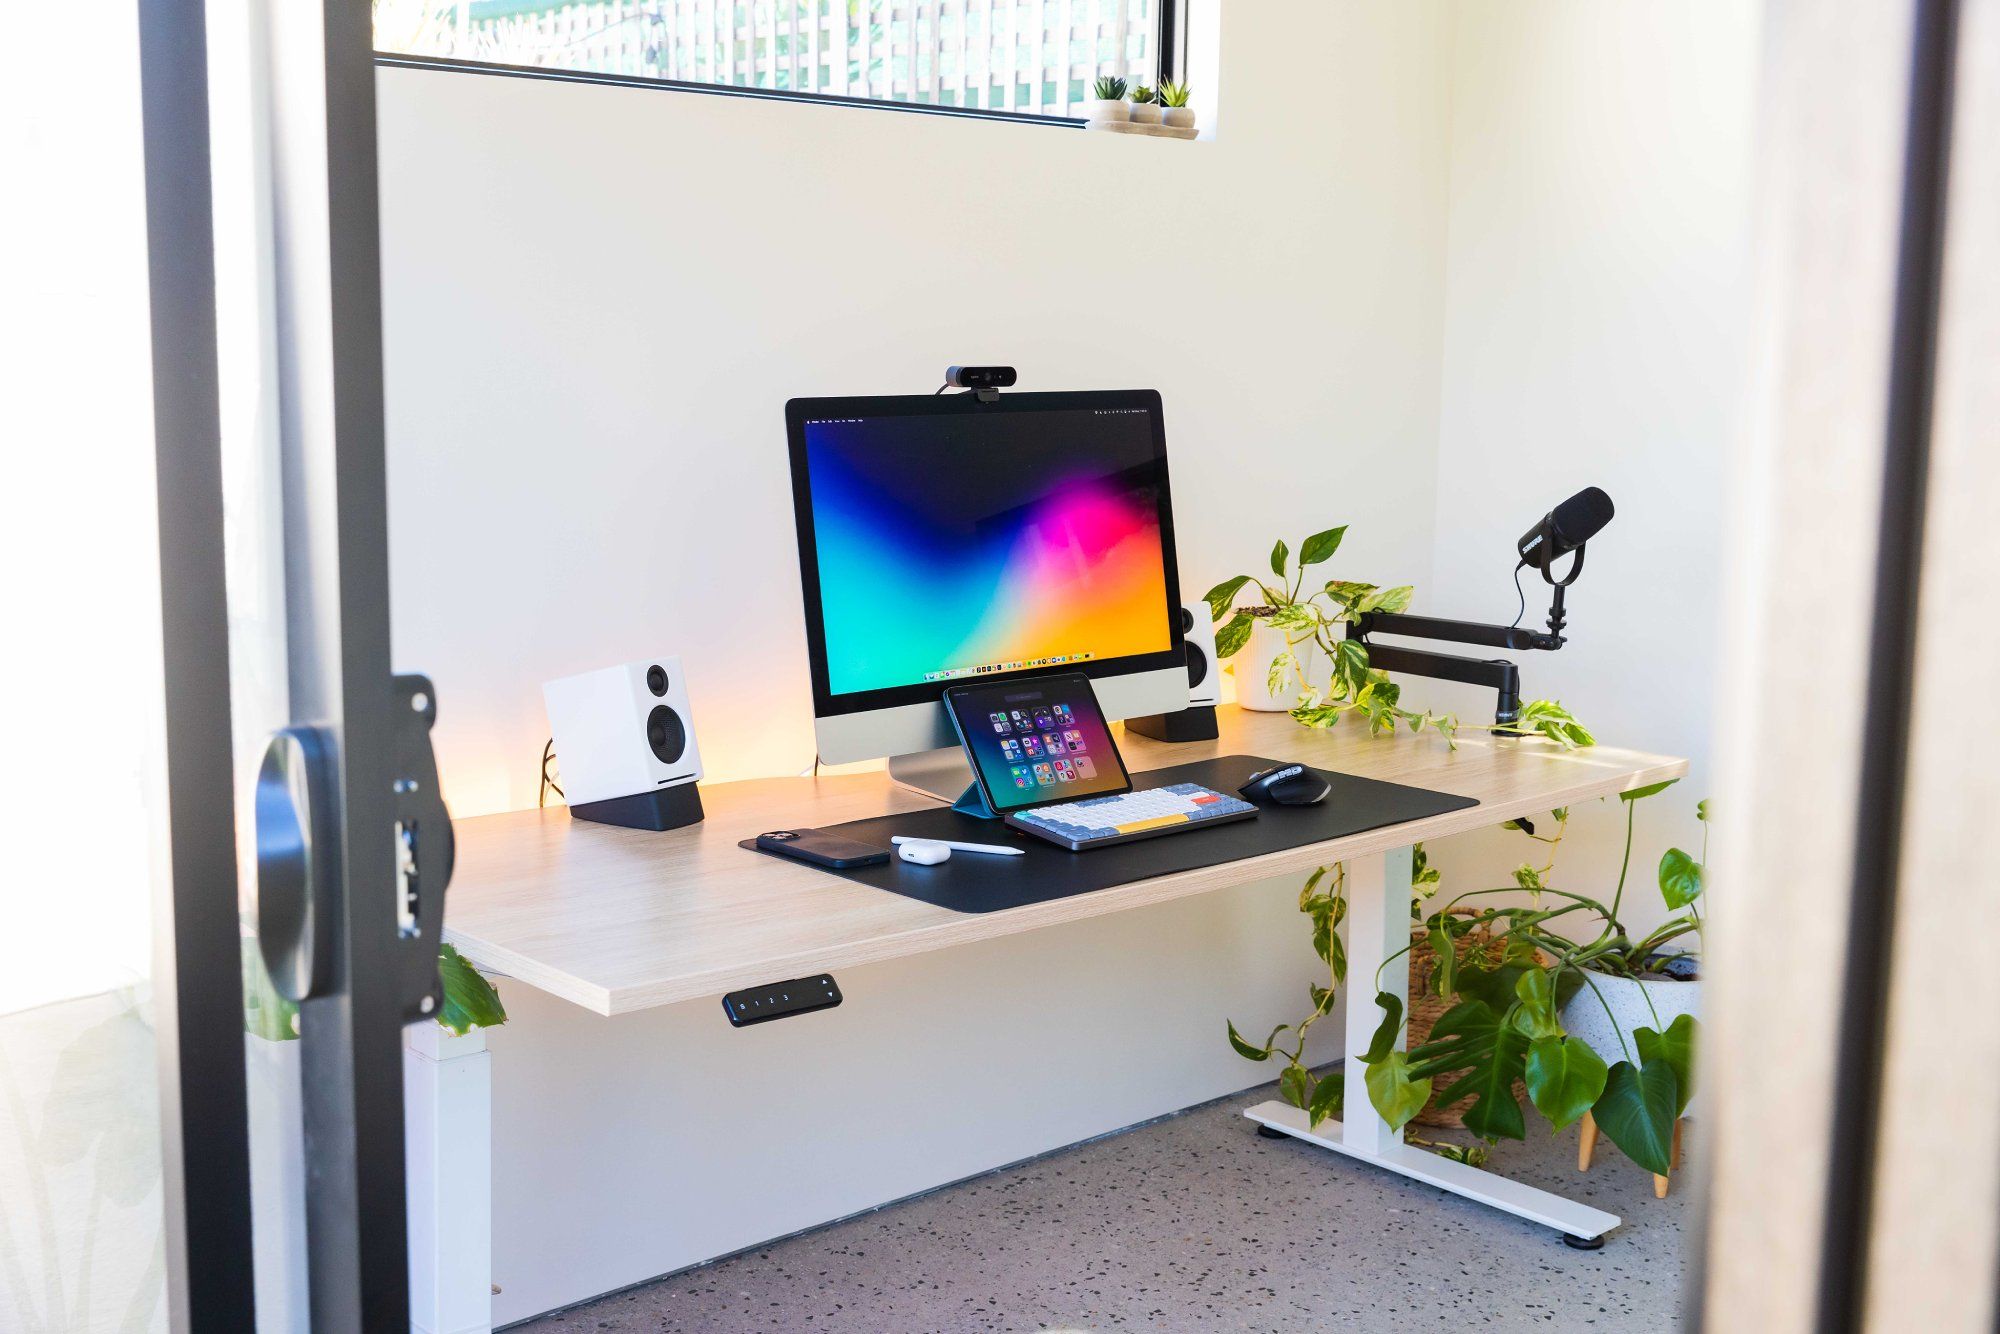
943, 673, 1132, 813
786, 391, 1183, 717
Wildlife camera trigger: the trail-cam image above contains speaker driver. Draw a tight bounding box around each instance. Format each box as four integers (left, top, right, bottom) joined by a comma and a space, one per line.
646, 664, 669, 696
646, 704, 686, 764
1178, 606, 1195, 634
1187, 642, 1209, 691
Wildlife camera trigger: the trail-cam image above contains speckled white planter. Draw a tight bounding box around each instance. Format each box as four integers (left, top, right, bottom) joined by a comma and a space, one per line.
1083, 98, 1129, 124
1233, 620, 1297, 711
1129, 101, 1163, 125
1162, 106, 1196, 130
1560, 972, 1701, 1114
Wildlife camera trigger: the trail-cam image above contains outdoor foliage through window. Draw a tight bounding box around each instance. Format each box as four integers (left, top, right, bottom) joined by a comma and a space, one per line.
376, 0, 1164, 119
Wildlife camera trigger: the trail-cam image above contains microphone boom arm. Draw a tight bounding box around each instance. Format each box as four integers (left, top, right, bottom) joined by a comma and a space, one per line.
1348, 581, 1573, 729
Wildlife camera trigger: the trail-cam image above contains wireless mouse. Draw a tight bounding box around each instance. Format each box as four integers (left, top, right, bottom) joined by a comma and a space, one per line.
1238, 764, 1332, 807
897, 839, 952, 865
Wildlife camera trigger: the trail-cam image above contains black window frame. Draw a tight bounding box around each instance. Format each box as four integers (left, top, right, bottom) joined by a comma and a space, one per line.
373, 0, 1188, 128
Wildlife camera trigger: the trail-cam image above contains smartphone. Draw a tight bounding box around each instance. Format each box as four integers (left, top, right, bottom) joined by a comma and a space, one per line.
755, 829, 891, 869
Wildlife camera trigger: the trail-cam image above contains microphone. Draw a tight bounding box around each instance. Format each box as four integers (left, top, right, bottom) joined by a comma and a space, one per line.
1517, 487, 1614, 570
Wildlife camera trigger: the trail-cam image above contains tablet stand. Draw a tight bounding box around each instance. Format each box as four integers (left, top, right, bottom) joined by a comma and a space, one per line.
951, 782, 1000, 819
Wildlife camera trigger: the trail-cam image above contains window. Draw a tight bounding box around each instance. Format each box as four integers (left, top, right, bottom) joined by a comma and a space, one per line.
374, 0, 1174, 119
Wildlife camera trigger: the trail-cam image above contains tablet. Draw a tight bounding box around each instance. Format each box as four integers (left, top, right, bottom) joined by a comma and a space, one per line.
941, 672, 1134, 815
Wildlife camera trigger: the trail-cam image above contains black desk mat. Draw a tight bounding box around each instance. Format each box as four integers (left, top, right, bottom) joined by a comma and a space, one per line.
738, 754, 1478, 915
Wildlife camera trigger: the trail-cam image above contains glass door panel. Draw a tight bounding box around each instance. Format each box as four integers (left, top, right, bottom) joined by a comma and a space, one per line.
2, 5, 175, 1328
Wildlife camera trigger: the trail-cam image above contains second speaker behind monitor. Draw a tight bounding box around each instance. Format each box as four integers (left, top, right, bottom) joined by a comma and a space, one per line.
1125, 605, 1221, 743
1183, 604, 1220, 709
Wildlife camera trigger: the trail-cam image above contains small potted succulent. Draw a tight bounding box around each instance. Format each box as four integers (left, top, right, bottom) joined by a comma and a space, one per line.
1159, 80, 1195, 130
1085, 75, 1130, 123
1129, 83, 1162, 125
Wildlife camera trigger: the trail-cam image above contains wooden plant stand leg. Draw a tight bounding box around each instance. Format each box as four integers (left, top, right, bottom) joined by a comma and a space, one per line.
1652, 1119, 1685, 1199
1578, 1111, 1599, 1172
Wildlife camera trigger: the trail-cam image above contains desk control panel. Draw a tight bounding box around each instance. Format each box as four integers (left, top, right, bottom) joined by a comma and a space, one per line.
722, 974, 842, 1027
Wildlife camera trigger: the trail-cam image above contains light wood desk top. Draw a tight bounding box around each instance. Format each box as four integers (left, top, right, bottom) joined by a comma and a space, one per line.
443, 707, 1685, 1016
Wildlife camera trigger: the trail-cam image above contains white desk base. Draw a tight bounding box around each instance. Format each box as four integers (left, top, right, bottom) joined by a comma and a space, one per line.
1241, 845, 1620, 1244
1240, 1102, 1619, 1239
406, 1024, 493, 1334
408, 844, 1625, 1333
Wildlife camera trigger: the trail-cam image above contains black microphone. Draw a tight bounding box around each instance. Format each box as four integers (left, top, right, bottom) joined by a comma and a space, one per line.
1517, 487, 1614, 569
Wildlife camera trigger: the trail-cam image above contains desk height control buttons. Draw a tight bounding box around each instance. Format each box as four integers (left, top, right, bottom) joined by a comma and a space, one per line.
722, 974, 842, 1027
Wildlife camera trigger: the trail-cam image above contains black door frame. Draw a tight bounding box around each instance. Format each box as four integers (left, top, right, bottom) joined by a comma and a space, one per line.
134, 0, 258, 1323
135, 0, 420, 1322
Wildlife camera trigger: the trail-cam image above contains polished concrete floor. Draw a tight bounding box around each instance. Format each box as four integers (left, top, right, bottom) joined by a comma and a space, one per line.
514, 1065, 1690, 1332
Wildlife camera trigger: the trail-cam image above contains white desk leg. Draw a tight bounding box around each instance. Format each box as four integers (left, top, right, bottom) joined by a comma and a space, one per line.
1243, 845, 1622, 1245
406, 1024, 494, 1334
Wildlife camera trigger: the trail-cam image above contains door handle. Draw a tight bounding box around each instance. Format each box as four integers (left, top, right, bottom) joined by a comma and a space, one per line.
254, 677, 456, 1022
254, 725, 337, 1002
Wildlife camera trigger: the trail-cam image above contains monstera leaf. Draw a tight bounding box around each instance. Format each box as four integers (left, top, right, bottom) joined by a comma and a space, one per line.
1524, 1036, 1608, 1131
1635, 1015, 1698, 1117
1592, 1058, 1680, 1175
1418, 999, 1529, 1141
1510, 968, 1564, 1040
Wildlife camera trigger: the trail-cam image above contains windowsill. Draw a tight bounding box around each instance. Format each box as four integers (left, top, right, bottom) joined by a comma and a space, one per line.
374, 53, 1091, 130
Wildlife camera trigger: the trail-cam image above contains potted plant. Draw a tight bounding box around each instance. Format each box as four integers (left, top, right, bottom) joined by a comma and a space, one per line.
1129, 84, 1162, 125
1232, 609, 1300, 711
1159, 80, 1195, 129
1228, 784, 1705, 1189
1085, 75, 1130, 123
1204, 523, 1593, 748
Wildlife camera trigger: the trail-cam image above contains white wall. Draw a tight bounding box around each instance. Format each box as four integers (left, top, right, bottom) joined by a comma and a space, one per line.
381, 0, 1454, 814
379, 1, 1457, 1320
1417, 0, 1761, 937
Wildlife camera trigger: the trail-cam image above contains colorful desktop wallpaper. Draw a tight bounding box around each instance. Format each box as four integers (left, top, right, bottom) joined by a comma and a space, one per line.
803, 409, 1174, 697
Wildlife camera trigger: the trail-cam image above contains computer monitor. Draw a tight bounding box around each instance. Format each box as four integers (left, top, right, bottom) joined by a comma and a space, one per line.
784, 389, 1190, 798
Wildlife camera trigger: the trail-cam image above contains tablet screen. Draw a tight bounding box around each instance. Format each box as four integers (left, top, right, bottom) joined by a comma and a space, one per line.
944, 673, 1133, 813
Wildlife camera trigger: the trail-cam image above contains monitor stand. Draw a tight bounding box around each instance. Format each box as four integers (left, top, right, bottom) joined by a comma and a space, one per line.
888, 752, 988, 816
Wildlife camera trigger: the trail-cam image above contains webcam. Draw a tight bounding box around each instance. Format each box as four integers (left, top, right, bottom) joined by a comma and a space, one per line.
945, 366, 1018, 391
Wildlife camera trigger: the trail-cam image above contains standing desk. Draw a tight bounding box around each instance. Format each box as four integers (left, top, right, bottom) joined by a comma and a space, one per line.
412, 706, 1685, 1332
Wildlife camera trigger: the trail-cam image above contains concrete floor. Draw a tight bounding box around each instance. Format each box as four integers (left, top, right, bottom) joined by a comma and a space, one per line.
513, 1064, 1690, 1332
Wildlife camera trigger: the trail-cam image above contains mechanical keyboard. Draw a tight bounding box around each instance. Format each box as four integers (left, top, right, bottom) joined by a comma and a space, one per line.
1005, 782, 1259, 851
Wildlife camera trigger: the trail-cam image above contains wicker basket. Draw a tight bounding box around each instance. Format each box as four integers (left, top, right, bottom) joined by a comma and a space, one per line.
1406, 910, 1523, 1129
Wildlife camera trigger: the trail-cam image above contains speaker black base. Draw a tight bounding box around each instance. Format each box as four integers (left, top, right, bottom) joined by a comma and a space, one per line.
1125, 705, 1220, 744
569, 782, 704, 831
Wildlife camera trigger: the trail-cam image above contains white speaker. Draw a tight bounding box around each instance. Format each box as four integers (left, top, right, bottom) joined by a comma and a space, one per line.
543, 656, 705, 830
1182, 604, 1221, 708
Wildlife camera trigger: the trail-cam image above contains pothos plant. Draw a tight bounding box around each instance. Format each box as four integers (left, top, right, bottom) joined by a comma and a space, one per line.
1203, 524, 1593, 749
243, 938, 507, 1041
1228, 784, 1706, 1177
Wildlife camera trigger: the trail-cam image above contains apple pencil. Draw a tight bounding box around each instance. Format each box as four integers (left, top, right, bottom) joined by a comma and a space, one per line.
891, 836, 1024, 857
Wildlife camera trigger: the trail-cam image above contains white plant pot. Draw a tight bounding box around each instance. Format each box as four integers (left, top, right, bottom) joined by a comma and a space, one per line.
1233, 620, 1300, 712
1162, 106, 1196, 130
246, 1033, 311, 1333
1129, 102, 1163, 125
1559, 971, 1702, 1114
1083, 98, 1129, 123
